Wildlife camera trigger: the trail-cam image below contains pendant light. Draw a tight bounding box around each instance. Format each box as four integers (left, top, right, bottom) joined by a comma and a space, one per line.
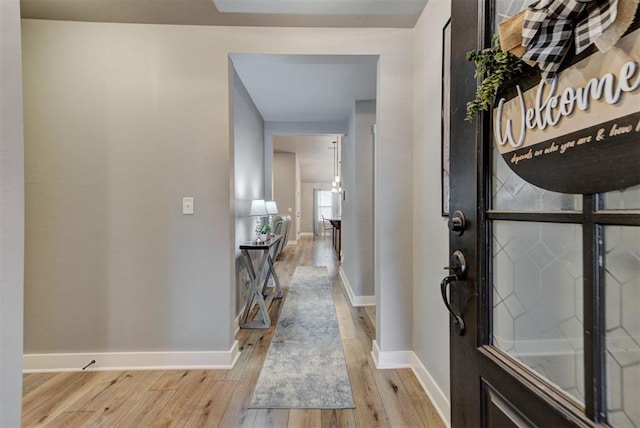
331, 140, 338, 193
335, 136, 341, 184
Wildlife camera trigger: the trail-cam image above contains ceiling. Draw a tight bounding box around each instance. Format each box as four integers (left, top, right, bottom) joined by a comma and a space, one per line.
274, 135, 341, 183
213, 0, 426, 15
233, 54, 376, 183
231, 54, 377, 122
20, 0, 427, 28
20, 0, 390, 184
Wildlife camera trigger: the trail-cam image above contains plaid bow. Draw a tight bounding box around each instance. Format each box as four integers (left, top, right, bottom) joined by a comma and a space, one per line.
522, 0, 618, 79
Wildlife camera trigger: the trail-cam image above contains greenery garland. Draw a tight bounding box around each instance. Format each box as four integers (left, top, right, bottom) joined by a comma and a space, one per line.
465, 37, 530, 121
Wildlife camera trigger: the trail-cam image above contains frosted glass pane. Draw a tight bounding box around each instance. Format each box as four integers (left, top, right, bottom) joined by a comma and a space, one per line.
492, 144, 582, 211
601, 184, 640, 211
605, 226, 640, 428
493, 221, 584, 404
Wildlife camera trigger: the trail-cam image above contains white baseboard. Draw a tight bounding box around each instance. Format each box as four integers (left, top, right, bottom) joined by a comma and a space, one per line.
299, 232, 314, 236
339, 267, 375, 307
371, 340, 451, 427
235, 311, 243, 337
411, 353, 451, 427
371, 340, 412, 368
23, 341, 241, 373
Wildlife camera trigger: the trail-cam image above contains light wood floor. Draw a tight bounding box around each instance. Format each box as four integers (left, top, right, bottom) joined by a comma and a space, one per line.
22, 236, 445, 427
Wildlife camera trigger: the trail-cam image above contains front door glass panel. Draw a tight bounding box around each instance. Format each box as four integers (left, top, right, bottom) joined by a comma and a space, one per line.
492, 144, 582, 211
486, 0, 639, 423
605, 226, 640, 427
601, 184, 640, 211
493, 221, 585, 404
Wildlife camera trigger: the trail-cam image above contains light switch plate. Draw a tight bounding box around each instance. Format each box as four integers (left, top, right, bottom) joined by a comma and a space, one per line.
182, 197, 194, 215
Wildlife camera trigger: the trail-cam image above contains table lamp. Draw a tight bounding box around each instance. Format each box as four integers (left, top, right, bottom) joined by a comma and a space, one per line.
249, 199, 269, 243
266, 200, 279, 216
265, 200, 279, 236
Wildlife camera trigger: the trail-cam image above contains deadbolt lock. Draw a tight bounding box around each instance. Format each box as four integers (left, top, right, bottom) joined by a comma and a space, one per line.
448, 210, 466, 236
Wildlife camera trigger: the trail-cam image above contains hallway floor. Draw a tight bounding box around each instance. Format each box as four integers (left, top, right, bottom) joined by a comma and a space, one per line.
21, 236, 444, 427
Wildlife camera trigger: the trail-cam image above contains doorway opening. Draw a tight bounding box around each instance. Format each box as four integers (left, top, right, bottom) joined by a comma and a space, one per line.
230, 52, 378, 326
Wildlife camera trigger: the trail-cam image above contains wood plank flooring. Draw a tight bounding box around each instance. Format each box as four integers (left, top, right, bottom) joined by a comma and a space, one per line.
22, 236, 445, 427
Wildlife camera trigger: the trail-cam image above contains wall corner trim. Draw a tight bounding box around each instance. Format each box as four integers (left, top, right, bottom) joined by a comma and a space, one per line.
339, 267, 375, 307
23, 341, 241, 373
371, 339, 412, 368
372, 340, 451, 427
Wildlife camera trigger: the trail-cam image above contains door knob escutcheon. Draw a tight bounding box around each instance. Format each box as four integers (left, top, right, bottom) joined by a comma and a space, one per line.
448, 210, 466, 236
440, 250, 467, 335
449, 250, 467, 278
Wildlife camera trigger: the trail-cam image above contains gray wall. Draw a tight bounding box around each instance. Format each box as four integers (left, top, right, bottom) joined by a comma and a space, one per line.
0, 0, 24, 425
342, 100, 376, 298
273, 152, 298, 242
231, 66, 265, 315
20, 19, 414, 374
22, 20, 234, 354
412, 0, 453, 418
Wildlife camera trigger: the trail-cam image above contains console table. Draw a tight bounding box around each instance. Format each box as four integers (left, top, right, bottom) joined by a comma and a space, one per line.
239, 235, 283, 329
328, 218, 341, 256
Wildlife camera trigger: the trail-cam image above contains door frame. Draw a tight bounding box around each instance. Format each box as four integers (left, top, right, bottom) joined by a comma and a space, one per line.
448, 1, 485, 425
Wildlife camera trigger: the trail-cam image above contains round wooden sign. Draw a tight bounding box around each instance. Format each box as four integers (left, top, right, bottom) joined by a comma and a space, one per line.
492, 25, 640, 194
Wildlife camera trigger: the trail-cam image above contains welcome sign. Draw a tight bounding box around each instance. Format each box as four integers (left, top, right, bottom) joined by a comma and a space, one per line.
493, 25, 640, 194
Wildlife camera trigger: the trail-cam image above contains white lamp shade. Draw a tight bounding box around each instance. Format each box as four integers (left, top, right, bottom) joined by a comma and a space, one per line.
266, 200, 279, 215
249, 199, 269, 216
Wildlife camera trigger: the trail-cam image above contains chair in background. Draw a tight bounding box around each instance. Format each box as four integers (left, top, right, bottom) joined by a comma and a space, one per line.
272, 215, 284, 236
321, 215, 332, 238
277, 216, 292, 258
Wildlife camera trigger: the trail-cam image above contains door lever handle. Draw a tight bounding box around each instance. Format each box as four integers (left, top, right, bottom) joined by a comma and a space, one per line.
441, 274, 465, 335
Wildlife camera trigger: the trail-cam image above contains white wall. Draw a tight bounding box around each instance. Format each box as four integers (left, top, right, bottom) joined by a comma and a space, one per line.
231, 66, 265, 315
0, 1, 24, 425
342, 100, 376, 299
412, 0, 452, 422
21, 19, 414, 366
273, 152, 298, 242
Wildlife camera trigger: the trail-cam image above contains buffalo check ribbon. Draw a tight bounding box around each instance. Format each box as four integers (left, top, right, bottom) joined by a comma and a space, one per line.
521, 0, 618, 79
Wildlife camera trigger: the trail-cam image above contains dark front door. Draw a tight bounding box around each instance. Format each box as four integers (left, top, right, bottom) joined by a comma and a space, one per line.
447, 1, 640, 426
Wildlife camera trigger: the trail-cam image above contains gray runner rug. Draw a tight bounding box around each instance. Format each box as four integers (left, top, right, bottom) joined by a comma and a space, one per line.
249, 266, 355, 409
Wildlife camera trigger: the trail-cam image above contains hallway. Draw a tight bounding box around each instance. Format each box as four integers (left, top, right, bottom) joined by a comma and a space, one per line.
21, 236, 444, 427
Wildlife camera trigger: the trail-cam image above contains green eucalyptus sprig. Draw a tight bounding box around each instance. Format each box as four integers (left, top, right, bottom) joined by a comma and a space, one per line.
259, 224, 272, 234
465, 37, 529, 121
